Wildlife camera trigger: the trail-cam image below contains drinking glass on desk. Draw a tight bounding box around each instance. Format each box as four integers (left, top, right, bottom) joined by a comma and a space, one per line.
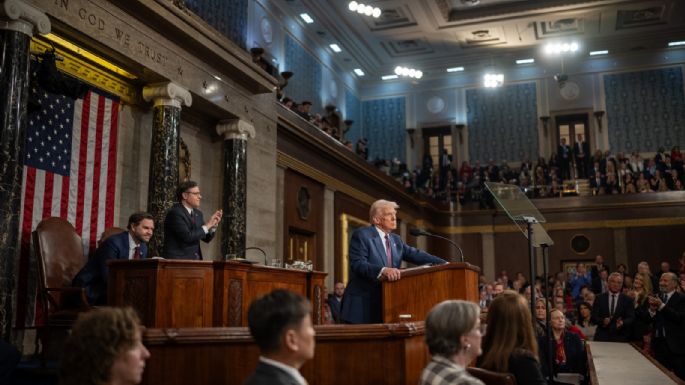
270, 259, 282, 267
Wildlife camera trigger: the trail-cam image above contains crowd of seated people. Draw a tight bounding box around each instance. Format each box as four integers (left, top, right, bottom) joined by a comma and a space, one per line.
279, 96, 685, 207
476, 255, 685, 383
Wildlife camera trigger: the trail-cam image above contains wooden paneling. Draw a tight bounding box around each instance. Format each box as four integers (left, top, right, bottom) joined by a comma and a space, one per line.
425, 233, 482, 267
626, 225, 685, 274
284, 168, 324, 269
382, 263, 480, 323
142, 323, 428, 385
546, 228, 615, 271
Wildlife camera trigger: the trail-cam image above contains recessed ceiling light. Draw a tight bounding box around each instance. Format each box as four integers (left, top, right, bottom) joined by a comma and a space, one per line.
446, 67, 464, 72
329, 44, 342, 53
516, 58, 535, 64
668, 41, 685, 47
299, 13, 314, 24
382, 74, 399, 80
354, 68, 365, 76
589, 50, 609, 56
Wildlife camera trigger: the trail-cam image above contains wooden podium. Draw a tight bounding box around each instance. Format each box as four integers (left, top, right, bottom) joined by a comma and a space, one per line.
382, 262, 480, 323
108, 259, 326, 328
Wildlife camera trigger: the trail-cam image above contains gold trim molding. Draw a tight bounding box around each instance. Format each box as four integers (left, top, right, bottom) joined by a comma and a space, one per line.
30, 35, 139, 104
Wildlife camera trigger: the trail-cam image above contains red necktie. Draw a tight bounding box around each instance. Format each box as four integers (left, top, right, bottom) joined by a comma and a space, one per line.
385, 235, 392, 267
133, 246, 141, 260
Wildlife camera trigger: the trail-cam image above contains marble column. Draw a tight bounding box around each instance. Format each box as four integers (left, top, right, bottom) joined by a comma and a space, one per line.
142, 82, 192, 257
216, 119, 255, 259
0, 0, 50, 340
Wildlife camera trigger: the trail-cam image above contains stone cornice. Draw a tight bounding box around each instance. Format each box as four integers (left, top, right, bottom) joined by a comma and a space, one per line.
143, 82, 192, 108
216, 119, 256, 141
0, 0, 50, 35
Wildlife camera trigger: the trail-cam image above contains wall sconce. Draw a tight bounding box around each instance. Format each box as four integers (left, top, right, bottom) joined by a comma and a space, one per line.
593, 110, 605, 132
539, 116, 550, 137
276, 71, 293, 100
406, 128, 416, 148
455, 124, 465, 144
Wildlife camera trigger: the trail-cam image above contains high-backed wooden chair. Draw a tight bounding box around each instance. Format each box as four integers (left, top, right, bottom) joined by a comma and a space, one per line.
99, 226, 126, 246
467, 367, 517, 385
33, 217, 91, 360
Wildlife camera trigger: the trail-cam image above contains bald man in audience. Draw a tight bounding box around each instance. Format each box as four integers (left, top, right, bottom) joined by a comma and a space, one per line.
340, 199, 446, 324
643, 272, 685, 380
245, 290, 314, 385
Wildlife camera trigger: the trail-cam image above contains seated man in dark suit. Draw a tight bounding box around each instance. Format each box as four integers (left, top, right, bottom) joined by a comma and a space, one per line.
327, 282, 345, 323
73, 212, 154, 305
591, 272, 635, 342
245, 289, 314, 385
340, 199, 446, 324
163, 180, 222, 259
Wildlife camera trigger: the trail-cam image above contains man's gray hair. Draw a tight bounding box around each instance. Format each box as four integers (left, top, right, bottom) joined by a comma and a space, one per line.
369, 199, 399, 222
609, 272, 623, 281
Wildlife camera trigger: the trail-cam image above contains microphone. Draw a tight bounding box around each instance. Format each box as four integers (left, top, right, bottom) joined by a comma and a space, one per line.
245, 246, 267, 265
410, 228, 464, 263
225, 246, 267, 264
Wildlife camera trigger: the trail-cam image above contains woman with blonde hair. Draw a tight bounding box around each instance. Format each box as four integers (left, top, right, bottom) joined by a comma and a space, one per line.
477, 290, 546, 385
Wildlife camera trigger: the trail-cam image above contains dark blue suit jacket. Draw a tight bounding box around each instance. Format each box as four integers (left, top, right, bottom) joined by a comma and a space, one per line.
340, 226, 445, 324
72, 231, 148, 305
591, 291, 635, 342
243, 361, 301, 385
163, 203, 214, 259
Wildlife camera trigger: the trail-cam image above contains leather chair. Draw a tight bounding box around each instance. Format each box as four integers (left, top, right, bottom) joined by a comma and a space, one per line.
99, 226, 126, 246
467, 367, 517, 385
33, 217, 91, 360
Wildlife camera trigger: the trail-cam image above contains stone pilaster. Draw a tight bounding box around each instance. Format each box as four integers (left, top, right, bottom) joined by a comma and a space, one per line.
216, 119, 255, 259
142, 82, 192, 256
0, 0, 50, 340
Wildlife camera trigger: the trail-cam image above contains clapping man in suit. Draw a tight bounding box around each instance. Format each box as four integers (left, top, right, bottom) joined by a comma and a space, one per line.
340, 199, 446, 324
245, 289, 315, 385
163, 180, 222, 259
573, 133, 590, 178
73, 212, 154, 305
644, 272, 685, 380
592, 272, 635, 342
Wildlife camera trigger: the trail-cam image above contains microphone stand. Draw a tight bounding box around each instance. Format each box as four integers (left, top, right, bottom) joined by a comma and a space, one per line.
413, 230, 464, 263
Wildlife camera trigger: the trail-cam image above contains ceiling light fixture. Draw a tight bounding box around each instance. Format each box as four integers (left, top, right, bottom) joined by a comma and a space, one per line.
382, 74, 399, 80
589, 50, 609, 56
446, 66, 465, 72
483, 73, 504, 88
544, 41, 580, 55
516, 58, 535, 64
668, 41, 685, 47
348, 1, 382, 19
329, 44, 342, 53
299, 13, 314, 24
394, 66, 423, 79
353, 68, 365, 76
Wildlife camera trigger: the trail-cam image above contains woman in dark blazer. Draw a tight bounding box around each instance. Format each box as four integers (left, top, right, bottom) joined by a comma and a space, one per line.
478, 290, 547, 385
539, 308, 587, 381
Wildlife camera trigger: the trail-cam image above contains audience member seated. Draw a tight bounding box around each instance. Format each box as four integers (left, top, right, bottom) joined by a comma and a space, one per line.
419, 300, 485, 385
539, 309, 587, 384
58, 307, 150, 385
327, 282, 345, 324
245, 289, 314, 385
478, 290, 547, 385
569, 263, 592, 301
575, 301, 596, 341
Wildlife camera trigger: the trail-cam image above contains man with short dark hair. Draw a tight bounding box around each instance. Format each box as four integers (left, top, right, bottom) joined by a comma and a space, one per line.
297, 101, 313, 121
245, 289, 314, 385
73, 212, 154, 305
327, 282, 345, 323
163, 180, 222, 259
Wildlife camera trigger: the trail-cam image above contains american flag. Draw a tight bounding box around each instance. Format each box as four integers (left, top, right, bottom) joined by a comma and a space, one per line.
15, 83, 119, 327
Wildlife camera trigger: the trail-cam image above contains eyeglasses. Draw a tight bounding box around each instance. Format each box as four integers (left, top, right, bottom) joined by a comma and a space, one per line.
185, 191, 201, 196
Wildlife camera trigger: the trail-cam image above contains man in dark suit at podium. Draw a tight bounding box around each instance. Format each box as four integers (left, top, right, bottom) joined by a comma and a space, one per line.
340, 199, 446, 324
73, 212, 154, 305
163, 180, 222, 259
